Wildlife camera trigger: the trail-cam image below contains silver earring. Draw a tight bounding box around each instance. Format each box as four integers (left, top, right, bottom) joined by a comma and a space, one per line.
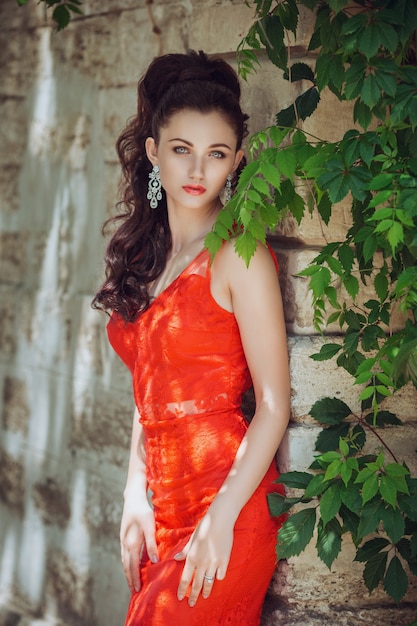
147, 164, 162, 209
225, 174, 232, 203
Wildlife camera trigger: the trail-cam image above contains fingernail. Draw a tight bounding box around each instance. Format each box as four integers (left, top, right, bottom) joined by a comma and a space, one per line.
188, 600, 195, 607
151, 555, 158, 564
177, 593, 184, 601
134, 586, 139, 592
174, 552, 182, 559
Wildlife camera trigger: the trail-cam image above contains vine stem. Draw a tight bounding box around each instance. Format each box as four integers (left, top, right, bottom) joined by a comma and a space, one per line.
355, 413, 399, 463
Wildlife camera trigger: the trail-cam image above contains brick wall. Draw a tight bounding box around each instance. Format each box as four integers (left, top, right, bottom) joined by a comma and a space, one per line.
0, 1, 416, 624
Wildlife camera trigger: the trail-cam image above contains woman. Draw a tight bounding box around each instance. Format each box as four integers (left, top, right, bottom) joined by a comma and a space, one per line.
93, 50, 290, 625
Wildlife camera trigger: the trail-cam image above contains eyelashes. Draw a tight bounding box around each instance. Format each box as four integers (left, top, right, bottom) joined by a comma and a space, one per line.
173, 146, 226, 159
173, 146, 188, 154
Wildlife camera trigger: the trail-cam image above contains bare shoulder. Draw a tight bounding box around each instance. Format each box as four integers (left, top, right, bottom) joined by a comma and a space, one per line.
211, 239, 280, 313
216, 239, 278, 284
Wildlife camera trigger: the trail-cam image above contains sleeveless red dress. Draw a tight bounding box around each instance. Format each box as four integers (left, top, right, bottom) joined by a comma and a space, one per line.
107, 248, 285, 626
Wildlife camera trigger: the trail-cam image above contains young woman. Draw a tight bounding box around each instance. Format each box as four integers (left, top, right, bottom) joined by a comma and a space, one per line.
93, 50, 290, 625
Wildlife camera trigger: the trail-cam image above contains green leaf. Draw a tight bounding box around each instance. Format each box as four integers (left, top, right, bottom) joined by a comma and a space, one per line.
277, 471, 313, 490
397, 538, 417, 575
381, 506, 405, 544
355, 537, 390, 563
363, 235, 378, 263
304, 474, 327, 498
339, 437, 349, 457
339, 504, 360, 538
374, 272, 389, 301
354, 99, 373, 129
276, 148, 297, 179
362, 475, 379, 505
251, 176, 271, 197
310, 343, 342, 361
277, 508, 317, 559
318, 451, 342, 464
320, 483, 342, 524
284, 62, 315, 83
365, 410, 401, 427
310, 266, 331, 298
385, 463, 410, 479
52, 4, 71, 29
317, 192, 332, 224
205, 230, 224, 257
341, 484, 362, 515
344, 329, 360, 356
234, 231, 257, 266
259, 201, 279, 230
258, 15, 287, 70
358, 499, 385, 537
324, 460, 343, 482
326, 255, 343, 277
276, 103, 297, 128
338, 244, 354, 273
238, 161, 260, 187
246, 217, 267, 243
260, 161, 280, 189
344, 274, 359, 299
358, 21, 398, 59
383, 555, 408, 603
276, 0, 299, 35
398, 494, 417, 522
363, 551, 388, 592
316, 517, 343, 569
217, 207, 234, 230
296, 87, 321, 121
327, 0, 348, 14
267, 493, 300, 517
315, 422, 350, 453
246, 189, 263, 204
310, 397, 352, 425
287, 191, 305, 224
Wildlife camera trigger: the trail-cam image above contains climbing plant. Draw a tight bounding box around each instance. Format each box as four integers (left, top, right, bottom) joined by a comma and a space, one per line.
206, 0, 417, 606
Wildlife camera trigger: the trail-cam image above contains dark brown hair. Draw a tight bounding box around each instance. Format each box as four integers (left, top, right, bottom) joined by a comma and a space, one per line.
92, 50, 248, 321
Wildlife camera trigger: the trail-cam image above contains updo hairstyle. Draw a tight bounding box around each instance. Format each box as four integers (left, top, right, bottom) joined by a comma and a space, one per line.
92, 50, 248, 321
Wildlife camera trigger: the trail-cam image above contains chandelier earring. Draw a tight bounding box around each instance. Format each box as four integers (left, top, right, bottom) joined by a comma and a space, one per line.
147, 164, 162, 209
224, 173, 233, 203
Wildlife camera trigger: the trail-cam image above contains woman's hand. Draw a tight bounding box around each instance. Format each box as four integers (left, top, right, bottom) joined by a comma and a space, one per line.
174, 510, 234, 607
120, 495, 159, 592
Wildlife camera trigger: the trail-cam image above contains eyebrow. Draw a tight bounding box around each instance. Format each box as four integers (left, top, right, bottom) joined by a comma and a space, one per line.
168, 138, 232, 150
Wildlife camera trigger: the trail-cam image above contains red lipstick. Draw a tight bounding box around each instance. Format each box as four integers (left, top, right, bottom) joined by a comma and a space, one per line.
182, 184, 206, 195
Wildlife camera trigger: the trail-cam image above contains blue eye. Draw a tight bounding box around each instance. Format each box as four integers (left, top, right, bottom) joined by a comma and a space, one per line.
174, 146, 188, 154
211, 150, 225, 159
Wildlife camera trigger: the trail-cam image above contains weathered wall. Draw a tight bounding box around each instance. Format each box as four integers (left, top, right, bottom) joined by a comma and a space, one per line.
0, 1, 416, 625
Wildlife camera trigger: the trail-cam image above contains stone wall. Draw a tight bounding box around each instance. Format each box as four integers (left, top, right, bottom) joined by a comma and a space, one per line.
0, 1, 416, 625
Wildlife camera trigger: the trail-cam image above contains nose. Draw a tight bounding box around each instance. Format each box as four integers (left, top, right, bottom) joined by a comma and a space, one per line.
189, 155, 204, 181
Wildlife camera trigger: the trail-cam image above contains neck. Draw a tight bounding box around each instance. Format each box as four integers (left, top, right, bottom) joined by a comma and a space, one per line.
168, 201, 221, 255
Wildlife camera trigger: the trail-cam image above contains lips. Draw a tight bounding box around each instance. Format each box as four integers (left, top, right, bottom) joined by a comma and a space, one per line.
182, 185, 206, 195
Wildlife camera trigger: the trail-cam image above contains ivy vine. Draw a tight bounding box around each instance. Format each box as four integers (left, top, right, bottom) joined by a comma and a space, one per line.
205, 0, 417, 607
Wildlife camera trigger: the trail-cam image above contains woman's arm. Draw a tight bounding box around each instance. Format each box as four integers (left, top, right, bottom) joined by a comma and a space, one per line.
176, 241, 290, 605
120, 408, 159, 592
211, 241, 290, 519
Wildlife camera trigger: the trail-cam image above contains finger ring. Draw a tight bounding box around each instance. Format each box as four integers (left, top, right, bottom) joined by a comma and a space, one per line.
204, 575, 214, 583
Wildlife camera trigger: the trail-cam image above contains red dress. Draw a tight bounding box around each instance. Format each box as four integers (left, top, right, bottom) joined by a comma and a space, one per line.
107, 248, 284, 625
